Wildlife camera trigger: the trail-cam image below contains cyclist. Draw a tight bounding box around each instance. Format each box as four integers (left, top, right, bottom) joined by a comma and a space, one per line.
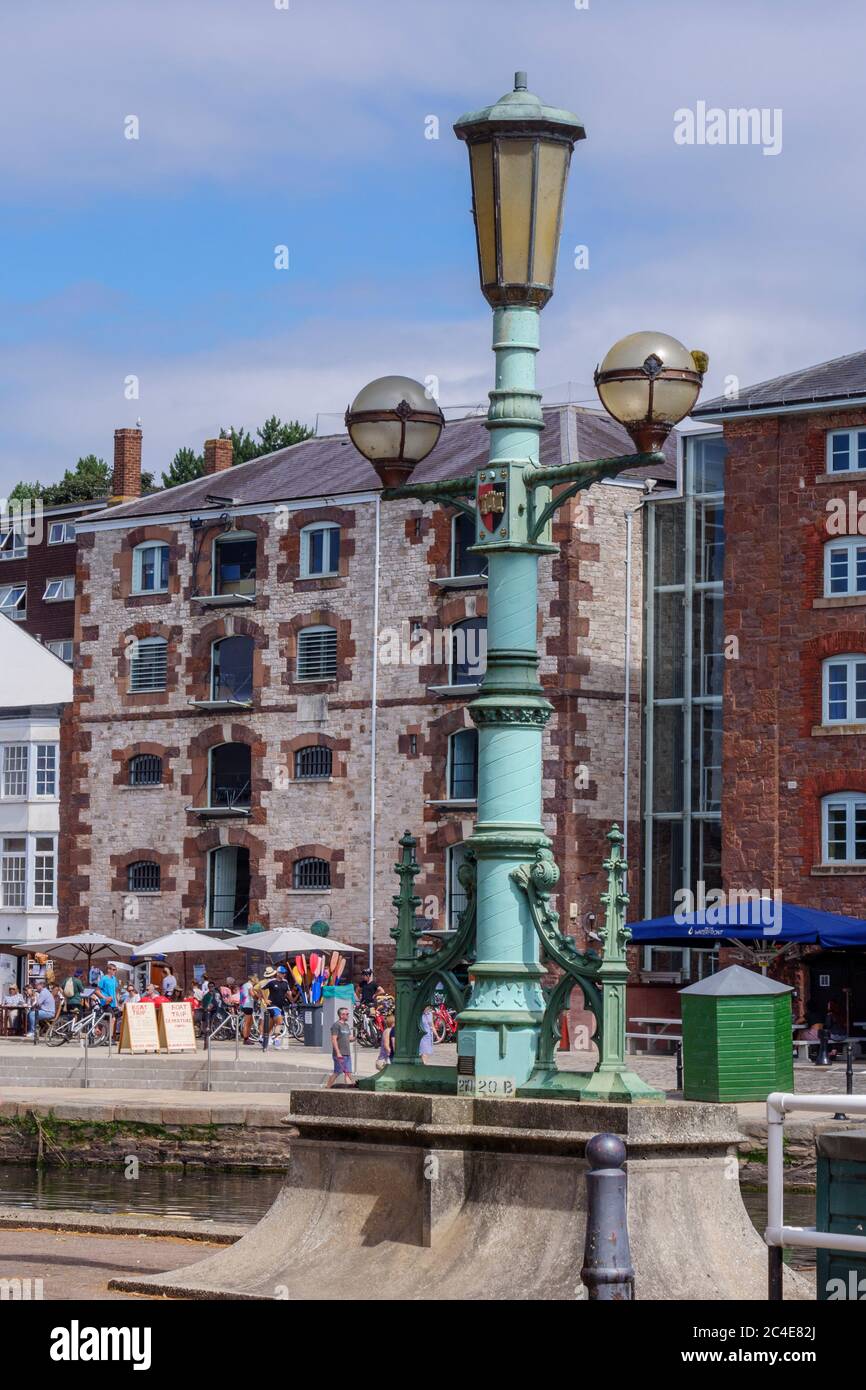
358, 968, 378, 1005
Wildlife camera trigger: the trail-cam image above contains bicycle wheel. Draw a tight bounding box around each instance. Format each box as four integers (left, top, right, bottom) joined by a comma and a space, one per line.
46, 1019, 70, 1046
432, 1018, 447, 1045
287, 1010, 303, 1041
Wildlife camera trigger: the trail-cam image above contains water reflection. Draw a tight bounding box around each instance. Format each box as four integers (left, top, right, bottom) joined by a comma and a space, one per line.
0, 1165, 284, 1225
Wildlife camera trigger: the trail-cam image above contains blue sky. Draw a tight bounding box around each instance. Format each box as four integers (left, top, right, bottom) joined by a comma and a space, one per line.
1, 0, 864, 489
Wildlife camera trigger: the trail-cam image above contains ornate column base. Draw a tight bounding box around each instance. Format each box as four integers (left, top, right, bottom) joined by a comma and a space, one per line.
577, 1064, 665, 1103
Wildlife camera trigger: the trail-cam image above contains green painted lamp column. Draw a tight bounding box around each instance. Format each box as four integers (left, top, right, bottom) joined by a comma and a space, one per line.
451, 76, 585, 1094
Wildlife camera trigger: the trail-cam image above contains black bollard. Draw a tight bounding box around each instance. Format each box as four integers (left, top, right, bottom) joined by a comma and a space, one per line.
833, 1044, 855, 1121
814, 1026, 832, 1068
675, 1039, 683, 1093
581, 1133, 634, 1301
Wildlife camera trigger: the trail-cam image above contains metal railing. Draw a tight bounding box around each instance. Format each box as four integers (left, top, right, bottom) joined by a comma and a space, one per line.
766, 1089, 866, 1300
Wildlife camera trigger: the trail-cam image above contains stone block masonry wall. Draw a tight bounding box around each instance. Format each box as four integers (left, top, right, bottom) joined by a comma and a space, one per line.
722, 406, 866, 911
61, 480, 643, 980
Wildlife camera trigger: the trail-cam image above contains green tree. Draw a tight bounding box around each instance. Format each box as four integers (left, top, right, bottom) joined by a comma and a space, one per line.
161, 446, 204, 489
219, 415, 312, 464
8, 454, 156, 504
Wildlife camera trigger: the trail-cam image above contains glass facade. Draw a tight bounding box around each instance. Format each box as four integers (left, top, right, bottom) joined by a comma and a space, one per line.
642, 432, 726, 971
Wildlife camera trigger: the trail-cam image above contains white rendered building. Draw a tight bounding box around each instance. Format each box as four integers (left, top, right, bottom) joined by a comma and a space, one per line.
0, 614, 72, 992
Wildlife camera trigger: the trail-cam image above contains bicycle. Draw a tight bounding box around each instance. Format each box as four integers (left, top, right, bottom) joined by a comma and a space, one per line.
46, 1002, 114, 1047
431, 1001, 458, 1044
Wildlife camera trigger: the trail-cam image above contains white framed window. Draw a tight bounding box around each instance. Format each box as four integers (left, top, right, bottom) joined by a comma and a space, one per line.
46, 639, 73, 664
823, 655, 866, 724
132, 542, 169, 595
824, 538, 866, 598
0, 837, 26, 908
828, 429, 866, 474
48, 521, 76, 545
296, 625, 337, 681
0, 528, 26, 560
2, 745, 28, 798
822, 792, 866, 865
129, 636, 168, 692
43, 576, 74, 602
35, 744, 58, 797
300, 524, 340, 578
33, 837, 56, 907
0, 585, 26, 620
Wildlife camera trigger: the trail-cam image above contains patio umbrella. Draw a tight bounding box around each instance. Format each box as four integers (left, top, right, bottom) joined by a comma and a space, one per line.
133, 930, 242, 958
246, 928, 362, 956
5, 932, 136, 974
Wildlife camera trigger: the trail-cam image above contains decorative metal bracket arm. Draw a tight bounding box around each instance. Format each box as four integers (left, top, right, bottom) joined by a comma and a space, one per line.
524, 450, 665, 543
380, 476, 478, 525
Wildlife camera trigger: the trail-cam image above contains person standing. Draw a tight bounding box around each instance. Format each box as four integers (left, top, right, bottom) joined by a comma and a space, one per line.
260, 967, 288, 1049
358, 968, 378, 1005
239, 975, 256, 1044
376, 1012, 395, 1071
325, 1006, 355, 1087
161, 965, 177, 999
95, 962, 120, 1038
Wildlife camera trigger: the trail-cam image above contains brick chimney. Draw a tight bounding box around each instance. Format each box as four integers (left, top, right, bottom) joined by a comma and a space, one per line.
204, 438, 233, 475
112, 427, 142, 502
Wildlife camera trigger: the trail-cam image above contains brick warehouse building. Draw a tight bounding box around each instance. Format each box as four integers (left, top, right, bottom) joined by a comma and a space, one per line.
61, 409, 674, 975
685, 350, 866, 1028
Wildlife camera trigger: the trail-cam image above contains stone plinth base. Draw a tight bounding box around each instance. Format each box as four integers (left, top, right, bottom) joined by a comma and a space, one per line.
110, 1090, 810, 1301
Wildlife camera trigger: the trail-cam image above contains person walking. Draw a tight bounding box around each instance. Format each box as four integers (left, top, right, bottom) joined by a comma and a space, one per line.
376, 1012, 395, 1071
419, 1005, 435, 1064
260, 966, 288, 1049
325, 1005, 355, 1087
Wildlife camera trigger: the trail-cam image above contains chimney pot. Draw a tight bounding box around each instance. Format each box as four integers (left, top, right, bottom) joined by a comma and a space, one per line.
112, 428, 142, 502
204, 438, 233, 475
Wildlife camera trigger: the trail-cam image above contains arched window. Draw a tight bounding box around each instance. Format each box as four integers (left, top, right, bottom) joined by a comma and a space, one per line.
211, 635, 254, 703
213, 531, 256, 596
824, 538, 866, 598
452, 512, 486, 578
129, 636, 168, 692
450, 617, 486, 685
127, 860, 160, 893
300, 523, 340, 578
822, 655, 866, 724
448, 729, 478, 800
297, 625, 337, 681
822, 792, 866, 864
293, 857, 330, 890
132, 542, 169, 595
209, 743, 251, 809
295, 746, 333, 780
128, 754, 162, 787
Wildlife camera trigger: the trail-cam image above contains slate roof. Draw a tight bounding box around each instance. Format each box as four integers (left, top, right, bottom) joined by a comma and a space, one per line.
83, 405, 677, 524
679, 964, 793, 997
694, 349, 866, 418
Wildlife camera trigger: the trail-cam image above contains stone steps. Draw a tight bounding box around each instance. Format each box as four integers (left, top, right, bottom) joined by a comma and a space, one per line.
0, 1055, 327, 1092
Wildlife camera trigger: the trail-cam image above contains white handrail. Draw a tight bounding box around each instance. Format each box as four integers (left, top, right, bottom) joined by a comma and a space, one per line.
765, 1091, 866, 1255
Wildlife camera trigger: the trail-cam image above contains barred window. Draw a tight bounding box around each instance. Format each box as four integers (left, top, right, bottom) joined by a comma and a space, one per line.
2, 745, 29, 798
127, 860, 161, 893
296, 625, 337, 681
34, 836, 56, 908
35, 744, 58, 797
292, 857, 330, 890
129, 754, 163, 787
294, 746, 332, 779
129, 636, 168, 692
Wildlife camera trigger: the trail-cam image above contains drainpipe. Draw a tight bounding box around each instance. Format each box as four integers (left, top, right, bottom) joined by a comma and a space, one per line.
367, 495, 381, 968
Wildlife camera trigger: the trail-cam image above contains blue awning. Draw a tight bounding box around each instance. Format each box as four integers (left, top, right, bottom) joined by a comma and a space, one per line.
629, 902, 866, 949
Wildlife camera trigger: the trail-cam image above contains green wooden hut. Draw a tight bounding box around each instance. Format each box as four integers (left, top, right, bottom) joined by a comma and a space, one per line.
679, 964, 794, 1102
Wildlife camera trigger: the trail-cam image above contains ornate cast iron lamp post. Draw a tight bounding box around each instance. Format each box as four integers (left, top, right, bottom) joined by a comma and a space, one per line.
347, 73, 705, 1098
